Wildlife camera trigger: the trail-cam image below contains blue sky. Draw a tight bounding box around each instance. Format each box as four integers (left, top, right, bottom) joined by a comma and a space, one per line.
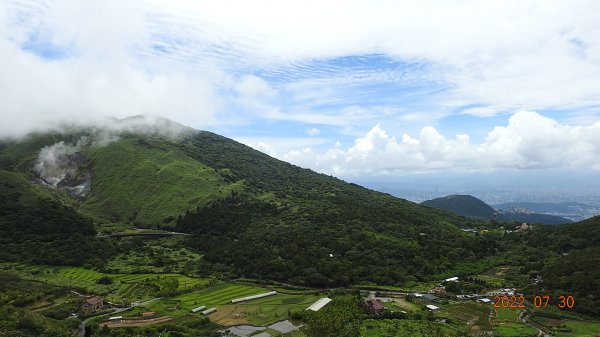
2, 0, 600, 185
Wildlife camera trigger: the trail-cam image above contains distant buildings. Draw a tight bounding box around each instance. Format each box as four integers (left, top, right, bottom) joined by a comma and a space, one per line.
81, 296, 104, 315
486, 288, 515, 296
430, 286, 446, 295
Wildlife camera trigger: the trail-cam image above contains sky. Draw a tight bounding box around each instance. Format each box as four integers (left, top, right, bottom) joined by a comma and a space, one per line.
2, 0, 600, 194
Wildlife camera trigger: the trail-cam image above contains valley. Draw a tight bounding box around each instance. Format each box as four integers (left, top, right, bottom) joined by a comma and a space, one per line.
1, 125, 600, 337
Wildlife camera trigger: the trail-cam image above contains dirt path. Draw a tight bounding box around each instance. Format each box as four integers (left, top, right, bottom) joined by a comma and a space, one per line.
100, 316, 173, 328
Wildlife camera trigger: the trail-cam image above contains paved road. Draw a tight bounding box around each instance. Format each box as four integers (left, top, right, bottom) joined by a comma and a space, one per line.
78, 306, 131, 337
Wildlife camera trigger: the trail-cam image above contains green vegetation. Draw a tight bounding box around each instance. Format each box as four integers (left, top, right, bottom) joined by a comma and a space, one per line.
0, 272, 78, 336
0, 305, 76, 337
2, 123, 600, 336
361, 319, 466, 337
562, 320, 600, 336
171, 283, 267, 309
301, 291, 363, 337
143, 282, 319, 326
439, 302, 492, 332
0, 170, 116, 267
81, 136, 244, 226
0, 264, 210, 303
102, 238, 202, 274
492, 307, 537, 337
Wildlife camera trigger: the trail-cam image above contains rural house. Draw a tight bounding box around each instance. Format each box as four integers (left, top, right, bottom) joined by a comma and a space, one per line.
81, 296, 104, 315
422, 294, 446, 304
362, 299, 385, 315
430, 286, 446, 294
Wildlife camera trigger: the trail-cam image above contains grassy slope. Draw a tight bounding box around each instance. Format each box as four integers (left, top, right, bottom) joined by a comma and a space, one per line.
81, 135, 244, 226
0, 170, 59, 206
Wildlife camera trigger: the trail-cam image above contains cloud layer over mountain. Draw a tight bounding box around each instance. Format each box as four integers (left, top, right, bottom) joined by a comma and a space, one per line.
274, 111, 600, 174
2, 0, 600, 176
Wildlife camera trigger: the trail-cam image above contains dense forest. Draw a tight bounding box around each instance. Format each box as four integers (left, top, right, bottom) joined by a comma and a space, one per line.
177, 194, 497, 286
0, 170, 117, 267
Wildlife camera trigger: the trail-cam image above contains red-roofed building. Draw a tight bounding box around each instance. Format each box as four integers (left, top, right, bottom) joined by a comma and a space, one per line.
362, 299, 385, 315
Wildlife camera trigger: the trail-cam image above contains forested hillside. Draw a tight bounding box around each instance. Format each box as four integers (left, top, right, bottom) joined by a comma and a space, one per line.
0, 127, 496, 287
0, 170, 116, 266
1, 123, 599, 317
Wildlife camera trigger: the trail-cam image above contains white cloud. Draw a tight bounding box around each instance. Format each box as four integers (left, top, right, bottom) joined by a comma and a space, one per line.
235, 75, 276, 99
235, 136, 330, 158
145, 0, 600, 113
2, 0, 600, 139
0, 0, 224, 138
306, 127, 320, 136
274, 111, 600, 175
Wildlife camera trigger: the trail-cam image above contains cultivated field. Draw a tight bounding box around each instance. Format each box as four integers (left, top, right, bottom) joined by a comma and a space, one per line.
492, 307, 537, 337
439, 302, 493, 334
145, 283, 320, 326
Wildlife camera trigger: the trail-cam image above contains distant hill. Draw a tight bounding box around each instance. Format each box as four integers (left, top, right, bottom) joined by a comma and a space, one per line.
422, 194, 572, 225
421, 195, 499, 220
500, 211, 572, 225
493, 201, 596, 222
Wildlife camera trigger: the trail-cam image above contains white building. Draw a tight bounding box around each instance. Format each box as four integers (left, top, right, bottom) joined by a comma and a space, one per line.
426, 304, 439, 312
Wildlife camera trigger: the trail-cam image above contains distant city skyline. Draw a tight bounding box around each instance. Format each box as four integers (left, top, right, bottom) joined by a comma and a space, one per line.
2, 1, 600, 184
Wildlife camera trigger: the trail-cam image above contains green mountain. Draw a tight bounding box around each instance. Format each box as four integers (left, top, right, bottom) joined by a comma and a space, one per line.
421, 194, 498, 220
2, 118, 600, 321
422, 194, 571, 225
1, 120, 500, 287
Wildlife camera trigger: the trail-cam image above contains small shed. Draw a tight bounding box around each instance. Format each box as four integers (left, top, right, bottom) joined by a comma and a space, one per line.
109, 316, 122, 323
202, 307, 217, 315
426, 304, 440, 312
422, 294, 443, 303
306, 298, 332, 312
191, 305, 207, 313
478, 298, 492, 304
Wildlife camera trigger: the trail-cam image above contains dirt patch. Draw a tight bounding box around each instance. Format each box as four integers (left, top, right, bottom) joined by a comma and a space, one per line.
210, 305, 254, 326
100, 316, 173, 328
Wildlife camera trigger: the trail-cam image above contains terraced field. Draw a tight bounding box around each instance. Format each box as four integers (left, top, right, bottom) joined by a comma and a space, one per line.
174, 283, 268, 309
56, 267, 207, 290
0, 264, 210, 302
440, 302, 492, 331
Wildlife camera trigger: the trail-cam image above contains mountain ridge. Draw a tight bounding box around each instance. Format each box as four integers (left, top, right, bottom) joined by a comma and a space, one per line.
1, 123, 490, 286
